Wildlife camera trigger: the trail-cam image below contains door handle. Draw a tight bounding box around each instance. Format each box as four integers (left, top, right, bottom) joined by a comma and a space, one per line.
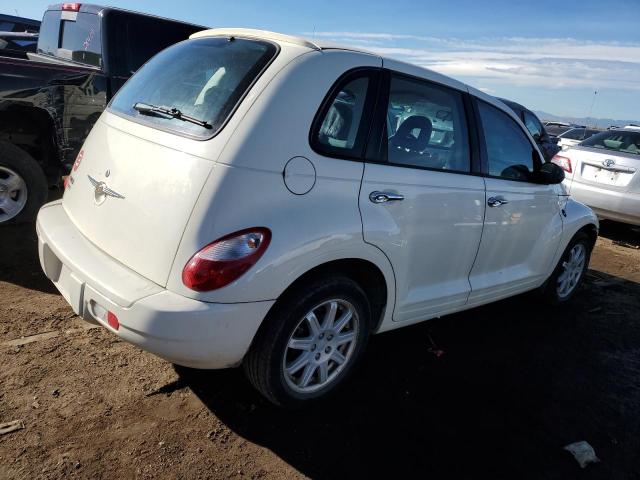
487, 196, 509, 207
369, 191, 405, 204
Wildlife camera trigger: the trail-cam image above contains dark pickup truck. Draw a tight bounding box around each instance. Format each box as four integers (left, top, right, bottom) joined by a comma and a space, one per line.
0, 3, 204, 223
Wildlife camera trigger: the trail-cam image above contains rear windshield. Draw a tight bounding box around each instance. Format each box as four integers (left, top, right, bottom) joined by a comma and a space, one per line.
109, 37, 278, 138
37, 10, 102, 67
581, 130, 640, 156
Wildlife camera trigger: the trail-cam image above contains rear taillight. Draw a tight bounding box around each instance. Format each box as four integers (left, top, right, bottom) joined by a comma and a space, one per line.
62, 3, 81, 11
551, 154, 572, 173
182, 228, 271, 291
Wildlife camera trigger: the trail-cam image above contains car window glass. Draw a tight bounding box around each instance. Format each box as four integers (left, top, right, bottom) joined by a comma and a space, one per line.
315, 75, 370, 156
478, 101, 535, 181
59, 13, 102, 67
524, 111, 543, 139
581, 131, 640, 155
385, 75, 470, 172
36, 10, 60, 57
110, 37, 277, 138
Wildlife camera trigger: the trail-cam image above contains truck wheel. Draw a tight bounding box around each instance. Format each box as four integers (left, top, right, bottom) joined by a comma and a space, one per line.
244, 276, 371, 407
0, 142, 48, 224
540, 232, 592, 305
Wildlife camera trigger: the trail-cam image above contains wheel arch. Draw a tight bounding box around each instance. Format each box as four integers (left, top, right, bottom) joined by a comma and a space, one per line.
0, 105, 59, 183
261, 256, 394, 338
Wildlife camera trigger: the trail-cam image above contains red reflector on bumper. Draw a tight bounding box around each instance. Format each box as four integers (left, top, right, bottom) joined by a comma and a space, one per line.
107, 311, 120, 330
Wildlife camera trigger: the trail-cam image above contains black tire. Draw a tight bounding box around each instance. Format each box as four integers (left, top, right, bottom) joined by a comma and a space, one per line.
540, 232, 593, 305
244, 276, 371, 407
0, 141, 48, 225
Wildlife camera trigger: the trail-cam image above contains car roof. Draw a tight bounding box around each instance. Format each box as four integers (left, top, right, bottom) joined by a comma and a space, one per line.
190, 29, 522, 123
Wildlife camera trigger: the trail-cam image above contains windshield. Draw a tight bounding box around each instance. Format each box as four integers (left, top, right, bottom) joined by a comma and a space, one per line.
581, 130, 640, 156
109, 37, 278, 138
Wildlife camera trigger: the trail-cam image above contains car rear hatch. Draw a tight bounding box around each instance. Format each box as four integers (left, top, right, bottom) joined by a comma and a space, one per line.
60, 35, 281, 287
62, 118, 216, 286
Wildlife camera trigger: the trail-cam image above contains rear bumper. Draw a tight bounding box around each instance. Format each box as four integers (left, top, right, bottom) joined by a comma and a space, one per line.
36, 201, 274, 369
567, 180, 640, 226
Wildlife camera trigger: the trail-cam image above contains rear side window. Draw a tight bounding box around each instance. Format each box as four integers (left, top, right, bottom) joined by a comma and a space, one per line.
109, 37, 278, 139
581, 130, 640, 155
385, 75, 470, 172
478, 101, 537, 181
312, 71, 375, 158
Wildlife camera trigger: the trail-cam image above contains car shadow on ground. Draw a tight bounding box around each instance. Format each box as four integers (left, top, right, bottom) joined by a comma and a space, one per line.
598, 220, 640, 249
178, 272, 640, 479
0, 222, 58, 294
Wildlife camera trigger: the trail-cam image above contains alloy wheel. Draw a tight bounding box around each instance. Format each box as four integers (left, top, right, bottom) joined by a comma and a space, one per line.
0, 166, 28, 222
557, 243, 586, 299
282, 299, 359, 394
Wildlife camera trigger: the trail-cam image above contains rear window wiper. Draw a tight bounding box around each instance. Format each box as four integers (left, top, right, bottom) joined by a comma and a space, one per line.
133, 102, 212, 129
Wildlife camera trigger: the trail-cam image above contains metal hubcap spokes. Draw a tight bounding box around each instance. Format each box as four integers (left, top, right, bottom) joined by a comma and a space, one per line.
557, 243, 586, 298
283, 299, 359, 394
0, 166, 28, 222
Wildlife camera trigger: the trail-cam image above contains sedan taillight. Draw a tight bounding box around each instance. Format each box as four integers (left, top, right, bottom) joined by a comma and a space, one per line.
551, 154, 572, 173
182, 228, 271, 291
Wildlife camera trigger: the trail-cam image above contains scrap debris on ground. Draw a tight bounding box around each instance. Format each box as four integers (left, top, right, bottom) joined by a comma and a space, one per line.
1, 222, 639, 479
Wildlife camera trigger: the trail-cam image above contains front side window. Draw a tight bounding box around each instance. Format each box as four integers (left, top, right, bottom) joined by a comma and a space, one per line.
478, 101, 536, 181
110, 37, 277, 138
524, 111, 543, 140
385, 75, 470, 172
581, 130, 640, 155
313, 73, 372, 158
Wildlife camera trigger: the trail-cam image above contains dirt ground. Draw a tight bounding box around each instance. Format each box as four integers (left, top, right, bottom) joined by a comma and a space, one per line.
1, 220, 639, 479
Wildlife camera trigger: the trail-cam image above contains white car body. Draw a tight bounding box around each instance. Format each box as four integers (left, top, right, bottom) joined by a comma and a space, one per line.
36, 28, 598, 372
554, 128, 640, 226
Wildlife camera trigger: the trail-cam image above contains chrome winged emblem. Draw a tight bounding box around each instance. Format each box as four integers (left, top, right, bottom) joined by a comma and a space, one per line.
88, 174, 125, 205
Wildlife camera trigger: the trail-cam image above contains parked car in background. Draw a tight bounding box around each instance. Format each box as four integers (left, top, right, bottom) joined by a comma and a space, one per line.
0, 31, 38, 58
498, 98, 560, 161
557, 127, 601, 150
0, 13, 40, 33
553, 128, 640, 226
0, 13, 40, 59
0, 3, 204, 224
37, 28, 598, 407
544, 121, 573, 137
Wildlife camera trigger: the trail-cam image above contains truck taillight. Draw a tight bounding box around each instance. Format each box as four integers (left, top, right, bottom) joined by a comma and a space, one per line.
182, 228, 271, 292
62, 3, 81, 11
551, 155, 572, 173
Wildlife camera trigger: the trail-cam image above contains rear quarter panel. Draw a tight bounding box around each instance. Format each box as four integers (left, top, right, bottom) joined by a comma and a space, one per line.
166, 49, 396, 329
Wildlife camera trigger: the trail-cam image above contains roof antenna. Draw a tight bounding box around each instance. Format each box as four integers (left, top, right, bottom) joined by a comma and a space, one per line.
312, 25, 316, 39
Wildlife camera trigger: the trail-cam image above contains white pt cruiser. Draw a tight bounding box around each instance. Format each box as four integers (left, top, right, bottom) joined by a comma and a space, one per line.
36, 29, 598, 406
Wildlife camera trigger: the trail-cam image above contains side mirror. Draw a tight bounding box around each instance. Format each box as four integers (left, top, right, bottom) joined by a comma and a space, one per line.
536, 161, 565, 184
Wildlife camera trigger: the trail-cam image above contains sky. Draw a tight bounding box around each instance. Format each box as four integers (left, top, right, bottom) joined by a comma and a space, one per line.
8, 0, 640, 121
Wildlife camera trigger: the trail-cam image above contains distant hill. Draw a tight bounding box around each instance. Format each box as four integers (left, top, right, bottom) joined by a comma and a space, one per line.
534, 111, 640, 129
